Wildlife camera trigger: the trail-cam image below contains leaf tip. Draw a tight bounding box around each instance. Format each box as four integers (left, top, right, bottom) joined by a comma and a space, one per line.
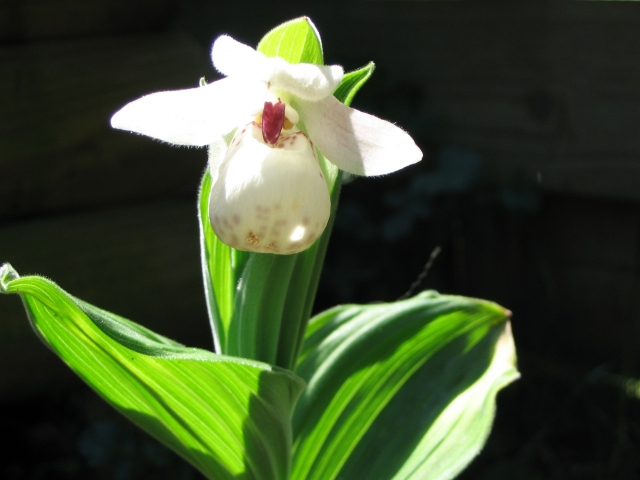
0, 263, 19, 293
496, 321, 520, 381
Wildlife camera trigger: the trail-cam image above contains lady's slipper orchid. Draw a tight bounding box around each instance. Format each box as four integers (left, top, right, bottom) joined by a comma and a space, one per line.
111, 35, 422, 254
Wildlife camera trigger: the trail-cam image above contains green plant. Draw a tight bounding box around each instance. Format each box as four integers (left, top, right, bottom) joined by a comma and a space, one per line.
0, 17, 518, 480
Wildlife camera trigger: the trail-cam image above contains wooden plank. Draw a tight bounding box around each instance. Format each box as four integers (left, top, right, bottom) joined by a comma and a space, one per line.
0, 0, 179, 40
0, 200, 211, 400
0, 33, 214, 218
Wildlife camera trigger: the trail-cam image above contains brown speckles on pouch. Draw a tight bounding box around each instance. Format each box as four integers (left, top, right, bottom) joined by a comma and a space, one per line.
255, 205, 270, 220
231, 234, 239, 245
302, 216, 310, 226
232, 215, 241, 225
266, 242, 276, 249
275, 219, 287, 226
246, 230, 260, 245
319, 173, 324, 179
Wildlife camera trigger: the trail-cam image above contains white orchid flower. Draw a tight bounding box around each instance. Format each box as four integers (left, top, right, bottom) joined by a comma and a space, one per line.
111, 35, 422, 254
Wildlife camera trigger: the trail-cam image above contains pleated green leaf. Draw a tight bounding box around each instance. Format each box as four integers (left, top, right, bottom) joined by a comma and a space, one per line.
292, 291, 519, 480
0, 263, 305, 480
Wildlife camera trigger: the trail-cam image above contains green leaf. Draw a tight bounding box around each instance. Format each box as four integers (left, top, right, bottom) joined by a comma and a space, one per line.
292, 291, 519, 480
333, 62, 376, 108
226, 253, 297, 362
0, 263, 305, 480
257, 17, 324, 65
198, 170, 249, 353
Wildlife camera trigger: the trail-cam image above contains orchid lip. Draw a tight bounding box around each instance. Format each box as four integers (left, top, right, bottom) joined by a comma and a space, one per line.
261, 100, 286, 145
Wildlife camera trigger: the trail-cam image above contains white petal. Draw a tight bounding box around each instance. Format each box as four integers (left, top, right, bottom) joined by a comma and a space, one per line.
211, 35, 267, 79
297, 95, 423, 176
209, 123, 330, 254
268, 59, 343, 101
211, 34, 343, 101
111, 77, 265, 146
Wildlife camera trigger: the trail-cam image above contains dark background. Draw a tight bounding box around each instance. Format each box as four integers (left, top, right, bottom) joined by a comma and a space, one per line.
1, 1, 640, 478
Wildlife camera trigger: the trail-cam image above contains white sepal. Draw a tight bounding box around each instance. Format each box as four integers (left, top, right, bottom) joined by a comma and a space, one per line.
211, 35, 343, 101
296, 95, 423, 176
111, 77, 265, 146
211, 35, 267, 80
268, 59, 343, 101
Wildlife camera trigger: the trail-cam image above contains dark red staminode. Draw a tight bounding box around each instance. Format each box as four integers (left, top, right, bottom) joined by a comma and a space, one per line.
261, 100, 286, 145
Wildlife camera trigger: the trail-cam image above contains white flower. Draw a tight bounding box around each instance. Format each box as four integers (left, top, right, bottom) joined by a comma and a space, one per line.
111, 35, 422, 254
